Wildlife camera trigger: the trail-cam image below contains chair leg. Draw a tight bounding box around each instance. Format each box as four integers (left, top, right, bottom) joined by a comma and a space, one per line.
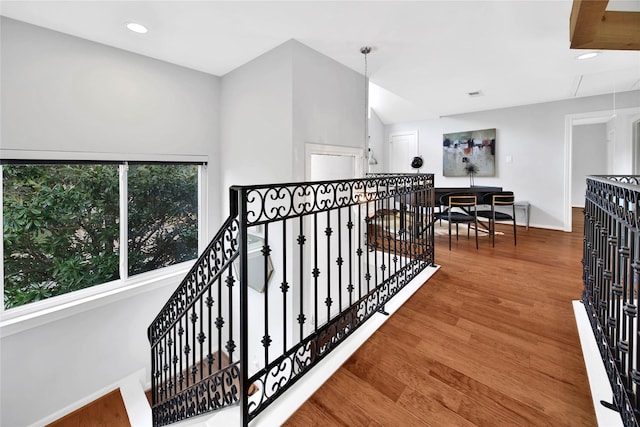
474, 218, 478, 249
448, 216, 452, 250
512, 206, 517, 246
491, 212, 496, 247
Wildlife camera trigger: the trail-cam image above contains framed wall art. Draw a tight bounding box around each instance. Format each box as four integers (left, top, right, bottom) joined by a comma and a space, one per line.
443, 128, 496, 178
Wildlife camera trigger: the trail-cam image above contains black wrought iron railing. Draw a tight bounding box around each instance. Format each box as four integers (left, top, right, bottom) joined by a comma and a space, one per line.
148, 173, 435, 426
583, 175, 640, 427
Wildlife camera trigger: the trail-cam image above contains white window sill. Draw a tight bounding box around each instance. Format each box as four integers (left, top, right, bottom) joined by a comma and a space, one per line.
0, 261, 194, 338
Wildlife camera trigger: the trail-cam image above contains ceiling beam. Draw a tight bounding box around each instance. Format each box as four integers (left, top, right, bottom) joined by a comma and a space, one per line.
570, 0, 640, 50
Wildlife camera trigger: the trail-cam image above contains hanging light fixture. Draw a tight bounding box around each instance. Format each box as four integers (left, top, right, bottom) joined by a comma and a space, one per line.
361, 46, 377, 169
368, 148, 378, 165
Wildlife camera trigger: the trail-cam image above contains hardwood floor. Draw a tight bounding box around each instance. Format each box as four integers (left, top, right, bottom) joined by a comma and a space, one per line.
284, 208, 596, 426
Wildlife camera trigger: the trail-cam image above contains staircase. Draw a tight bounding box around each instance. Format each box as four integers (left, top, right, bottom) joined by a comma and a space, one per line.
147, 174, 436, 426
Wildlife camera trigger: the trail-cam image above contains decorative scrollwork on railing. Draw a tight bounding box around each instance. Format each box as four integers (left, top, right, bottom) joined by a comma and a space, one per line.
236, 174, 433, 226
150, 172, 435, 427
148, 217, 240, 345
152, 362, 240, 427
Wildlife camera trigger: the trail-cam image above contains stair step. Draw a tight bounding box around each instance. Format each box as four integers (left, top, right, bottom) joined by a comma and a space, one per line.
45, 388, 131, 427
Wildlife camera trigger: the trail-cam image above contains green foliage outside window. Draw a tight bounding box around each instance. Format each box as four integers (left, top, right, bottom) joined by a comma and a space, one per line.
128, 164, 198, 276
3, 163, 199, 309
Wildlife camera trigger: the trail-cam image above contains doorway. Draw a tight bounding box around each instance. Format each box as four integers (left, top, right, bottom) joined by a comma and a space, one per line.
299, 144, 364, 334
564, 107, 640, 232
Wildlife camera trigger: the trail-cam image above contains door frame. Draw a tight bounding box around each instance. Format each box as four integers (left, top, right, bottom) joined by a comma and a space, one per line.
304, 143, 365, 181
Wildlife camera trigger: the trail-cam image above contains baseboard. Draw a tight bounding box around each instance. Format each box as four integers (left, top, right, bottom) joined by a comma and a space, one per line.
31, 368, 150, 427
572, 300, 623, 427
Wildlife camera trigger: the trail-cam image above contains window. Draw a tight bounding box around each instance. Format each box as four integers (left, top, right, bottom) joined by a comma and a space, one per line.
2, 161, 202, 310
127, 164, 199, 276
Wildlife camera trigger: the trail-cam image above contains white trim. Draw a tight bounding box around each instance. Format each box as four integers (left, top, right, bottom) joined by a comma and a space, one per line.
120, 164, 129, 280
303, 143, 365, 180
28, 368, 151, 427
198, 164, 208, 254
0, 261, 193, 337
0, 148, 208, 164
572, 301, 623, 427
120, 370, 153, 427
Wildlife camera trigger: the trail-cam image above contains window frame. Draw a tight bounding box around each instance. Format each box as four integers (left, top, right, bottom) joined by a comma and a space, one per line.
0, 150, 208, 335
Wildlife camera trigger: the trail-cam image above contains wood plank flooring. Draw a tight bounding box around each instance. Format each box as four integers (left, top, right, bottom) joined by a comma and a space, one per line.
284, 209, 597, 426
46, 389, 130, 427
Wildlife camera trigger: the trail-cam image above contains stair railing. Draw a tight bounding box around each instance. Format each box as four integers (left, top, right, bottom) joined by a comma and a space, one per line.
583, 175, 640, 427
149, 173, 435, 426
147, 201, 242, 425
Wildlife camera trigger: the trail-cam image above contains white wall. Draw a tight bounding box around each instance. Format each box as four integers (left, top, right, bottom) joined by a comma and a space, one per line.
1, 18, 221, 427
368, 109, 385, 174
571, 123, 607, 207
220, 41, 294, 192
291, 40, 365, 180
386, 90, 640, 230
608, 112, 637, 175
220, 39, 367, 377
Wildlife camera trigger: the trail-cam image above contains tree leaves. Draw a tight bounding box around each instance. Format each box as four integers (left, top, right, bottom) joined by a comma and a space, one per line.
3, 163, 199, 309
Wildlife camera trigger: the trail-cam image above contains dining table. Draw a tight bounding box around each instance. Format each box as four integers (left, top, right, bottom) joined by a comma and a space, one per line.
434, 185, 503, 231
434, 186, 503, 204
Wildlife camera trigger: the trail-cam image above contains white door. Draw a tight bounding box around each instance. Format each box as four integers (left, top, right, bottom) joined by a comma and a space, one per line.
389, 131, 418, 173
310, 154, 355, 181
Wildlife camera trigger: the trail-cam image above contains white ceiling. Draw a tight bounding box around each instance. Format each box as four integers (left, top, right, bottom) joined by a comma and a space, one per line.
2, 0, 639, 124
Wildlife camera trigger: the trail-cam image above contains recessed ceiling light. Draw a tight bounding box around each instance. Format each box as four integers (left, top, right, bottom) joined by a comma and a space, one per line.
577, 52, 599, 60
126, 22, 148, 34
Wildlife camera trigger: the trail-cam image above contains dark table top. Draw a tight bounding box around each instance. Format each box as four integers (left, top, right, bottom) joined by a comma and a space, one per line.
434, 186, 502, 200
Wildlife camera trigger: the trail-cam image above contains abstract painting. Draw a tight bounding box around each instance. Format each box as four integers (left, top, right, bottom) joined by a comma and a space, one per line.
443, 128, 496, 177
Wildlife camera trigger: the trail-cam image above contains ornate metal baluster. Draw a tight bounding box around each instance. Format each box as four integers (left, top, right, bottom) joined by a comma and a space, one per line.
173, 325, 178, 397
262, 223, 271, 367
226, 264, 235, 363
326, 210, 332, 323
313, 212, 319, 331
198, 297, 204, 383
357, 200, 363, 300
206, 286, 213, 376
282, 221, 288, 354
347, 205, 354, 307
337, 208, 343, 314
298, 216, 305, 342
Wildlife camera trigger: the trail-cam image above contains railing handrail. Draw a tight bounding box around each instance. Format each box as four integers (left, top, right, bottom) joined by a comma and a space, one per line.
232, 174, 432, 227
587, 174, 640, 190
147, 215, 239, 345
